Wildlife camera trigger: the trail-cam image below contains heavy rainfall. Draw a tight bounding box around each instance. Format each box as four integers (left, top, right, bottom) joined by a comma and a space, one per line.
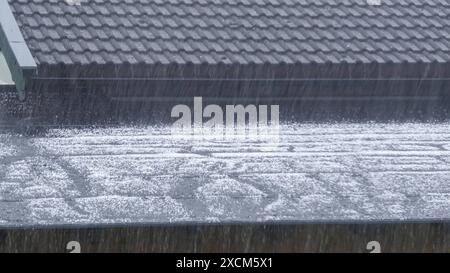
0, 78, 449, 226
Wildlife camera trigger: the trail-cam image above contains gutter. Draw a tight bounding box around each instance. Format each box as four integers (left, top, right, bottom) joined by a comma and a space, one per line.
0, 0, 37, 99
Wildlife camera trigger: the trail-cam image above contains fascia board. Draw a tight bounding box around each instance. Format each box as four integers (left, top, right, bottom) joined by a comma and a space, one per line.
0, 0, 37, 96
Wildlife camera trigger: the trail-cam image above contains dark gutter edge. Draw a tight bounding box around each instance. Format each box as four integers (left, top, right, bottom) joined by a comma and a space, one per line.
29, 77, 450, 81
34, 62, 450, 80
1, 218, 450, 230
0, 0, 37, 99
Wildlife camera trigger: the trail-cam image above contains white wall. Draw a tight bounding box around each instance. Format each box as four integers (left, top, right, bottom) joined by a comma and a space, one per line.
0, 50, 13, 85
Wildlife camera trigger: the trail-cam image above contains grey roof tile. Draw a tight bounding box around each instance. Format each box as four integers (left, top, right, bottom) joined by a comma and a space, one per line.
6, 0, 450, 66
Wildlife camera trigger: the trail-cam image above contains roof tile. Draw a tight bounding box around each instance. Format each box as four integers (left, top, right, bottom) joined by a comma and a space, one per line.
7, 0, 450, 66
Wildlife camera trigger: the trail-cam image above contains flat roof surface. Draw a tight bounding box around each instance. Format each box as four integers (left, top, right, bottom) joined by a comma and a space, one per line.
0, 122, 449, 227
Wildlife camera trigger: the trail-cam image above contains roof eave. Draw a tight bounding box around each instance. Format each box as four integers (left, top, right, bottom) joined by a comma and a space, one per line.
0, 0, 37, 99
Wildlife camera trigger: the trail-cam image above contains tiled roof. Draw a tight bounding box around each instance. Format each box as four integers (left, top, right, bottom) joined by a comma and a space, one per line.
8, 0, 450, 66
